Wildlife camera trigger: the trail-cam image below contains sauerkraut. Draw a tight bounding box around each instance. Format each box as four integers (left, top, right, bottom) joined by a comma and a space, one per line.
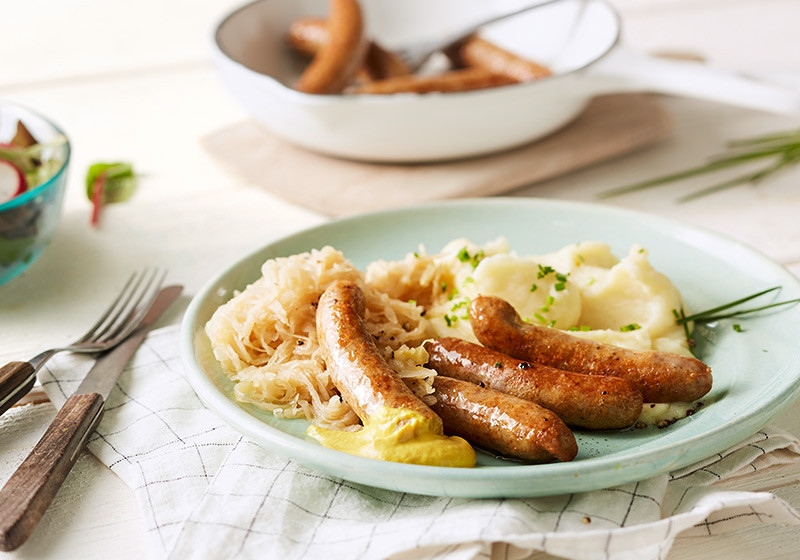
205, 246, 434, 429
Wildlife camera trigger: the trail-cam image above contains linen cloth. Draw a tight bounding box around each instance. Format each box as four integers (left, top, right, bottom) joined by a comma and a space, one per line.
31, 325, 800, 560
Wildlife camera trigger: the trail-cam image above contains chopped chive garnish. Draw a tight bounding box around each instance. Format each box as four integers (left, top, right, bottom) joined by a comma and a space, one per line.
457, 247, 485, 269
546, 296, 555, 306
620, 323, 641, 332
537, 265, 555, 279
733, 324, 742, 332
533, 312, 547, 324
530, 283, 538, 292
554, 282, 566, 292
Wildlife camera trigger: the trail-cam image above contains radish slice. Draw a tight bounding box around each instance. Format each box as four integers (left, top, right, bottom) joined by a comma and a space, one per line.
0, 159, 27, 204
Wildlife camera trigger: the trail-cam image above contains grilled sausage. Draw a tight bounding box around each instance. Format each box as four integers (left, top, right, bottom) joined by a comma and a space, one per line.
351, 67, 517, 94
446, 35, 551, 82
316, 280, 438, 421
425, 338, 643, 429
431, 376, 577, 462
288, 17, 410, 82
295, 0, 368, 94
470, 296, 712, 403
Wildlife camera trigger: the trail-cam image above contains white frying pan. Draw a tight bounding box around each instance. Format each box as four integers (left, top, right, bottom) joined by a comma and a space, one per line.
213, 0, 800, 162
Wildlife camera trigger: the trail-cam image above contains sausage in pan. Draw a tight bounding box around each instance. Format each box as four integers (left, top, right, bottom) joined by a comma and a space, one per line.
295, 0, 368, 94
351, 67, 517, 94
288, 17, 410, 81
446, 35, 551, 82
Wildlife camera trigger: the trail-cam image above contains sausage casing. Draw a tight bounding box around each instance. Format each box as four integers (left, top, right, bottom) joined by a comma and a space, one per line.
446, 35, 551, 82
470, 296, 712, 403
287, 17, 410, 82
425, 338, 643, 429
295, 0, 368, 94
351, 67, 517, 94
430, 376, 577, 463
316, 280, 438, 422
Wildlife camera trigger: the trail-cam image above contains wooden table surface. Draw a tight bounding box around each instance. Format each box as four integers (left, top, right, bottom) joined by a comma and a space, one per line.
1, 0, 799, 558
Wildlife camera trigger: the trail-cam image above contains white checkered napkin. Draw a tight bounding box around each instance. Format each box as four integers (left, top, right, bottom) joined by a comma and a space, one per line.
38, 325, 800, 560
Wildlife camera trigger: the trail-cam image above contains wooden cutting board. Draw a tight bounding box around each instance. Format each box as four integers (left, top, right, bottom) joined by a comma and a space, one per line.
202, 93, 671, 217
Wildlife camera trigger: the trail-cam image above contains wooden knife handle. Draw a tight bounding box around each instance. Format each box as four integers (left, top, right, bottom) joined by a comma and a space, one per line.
0, 392, 104, 552
0, 362, 36, 416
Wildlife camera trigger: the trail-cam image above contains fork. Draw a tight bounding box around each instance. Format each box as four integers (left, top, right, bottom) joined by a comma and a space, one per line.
391, 0, 564, 71
0, 268, 166, 415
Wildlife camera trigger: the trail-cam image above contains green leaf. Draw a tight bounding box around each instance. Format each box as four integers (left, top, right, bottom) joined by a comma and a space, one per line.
86, 162, 137, 203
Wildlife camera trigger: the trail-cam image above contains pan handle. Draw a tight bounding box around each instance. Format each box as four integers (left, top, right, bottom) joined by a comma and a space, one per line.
584, 47, 800, 116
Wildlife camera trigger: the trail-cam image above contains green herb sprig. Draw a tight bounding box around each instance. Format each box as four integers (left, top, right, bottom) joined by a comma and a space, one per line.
678, 286, 800, 326
598, 129, 800, 202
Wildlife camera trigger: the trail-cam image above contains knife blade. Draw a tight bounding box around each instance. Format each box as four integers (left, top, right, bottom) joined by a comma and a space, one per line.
0, 284, 182, 552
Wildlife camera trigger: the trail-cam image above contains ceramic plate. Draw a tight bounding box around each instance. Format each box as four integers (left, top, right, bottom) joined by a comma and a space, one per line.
181, 198, 800, 497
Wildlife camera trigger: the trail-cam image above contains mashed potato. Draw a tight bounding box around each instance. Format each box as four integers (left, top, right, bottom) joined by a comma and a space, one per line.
366, 238, 693, 358
207, 238, 696, 431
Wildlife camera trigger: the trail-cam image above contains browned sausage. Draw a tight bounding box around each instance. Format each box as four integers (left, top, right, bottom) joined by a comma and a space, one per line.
288, 17, 410, 81
446, 35, 551, 82
316, 280, 438, 421
425, 338, 643, 430
430, 376, 577, 462
351, 67, 517, 94
287, 17, 330, 57
470, 296, 712, 403
295, 0, 368, 94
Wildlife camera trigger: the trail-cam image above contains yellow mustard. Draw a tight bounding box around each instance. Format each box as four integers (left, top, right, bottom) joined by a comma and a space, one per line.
307, 407, 476, 468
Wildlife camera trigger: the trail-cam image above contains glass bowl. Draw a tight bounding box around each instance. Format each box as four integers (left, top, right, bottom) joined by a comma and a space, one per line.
0, 103, 71, 286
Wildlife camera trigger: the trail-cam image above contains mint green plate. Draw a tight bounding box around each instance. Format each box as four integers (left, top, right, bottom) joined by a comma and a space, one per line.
181, 198, 800, 497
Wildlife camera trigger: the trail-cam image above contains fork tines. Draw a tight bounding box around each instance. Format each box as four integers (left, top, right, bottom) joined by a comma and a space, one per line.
82, 269, 167, 345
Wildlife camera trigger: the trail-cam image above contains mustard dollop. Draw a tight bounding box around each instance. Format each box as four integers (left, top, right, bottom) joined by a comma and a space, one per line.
307, 407, 476, 468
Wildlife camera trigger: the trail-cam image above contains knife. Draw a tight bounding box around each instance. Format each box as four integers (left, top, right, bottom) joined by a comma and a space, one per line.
0, 284, 182, 552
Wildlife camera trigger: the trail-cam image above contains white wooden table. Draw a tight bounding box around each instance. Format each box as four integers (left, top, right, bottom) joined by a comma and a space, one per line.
1, 0, 799, 557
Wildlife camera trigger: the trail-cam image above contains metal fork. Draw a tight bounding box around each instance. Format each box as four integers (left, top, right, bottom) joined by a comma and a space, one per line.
0, 268, 167, 415
391, 0, 564, 71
